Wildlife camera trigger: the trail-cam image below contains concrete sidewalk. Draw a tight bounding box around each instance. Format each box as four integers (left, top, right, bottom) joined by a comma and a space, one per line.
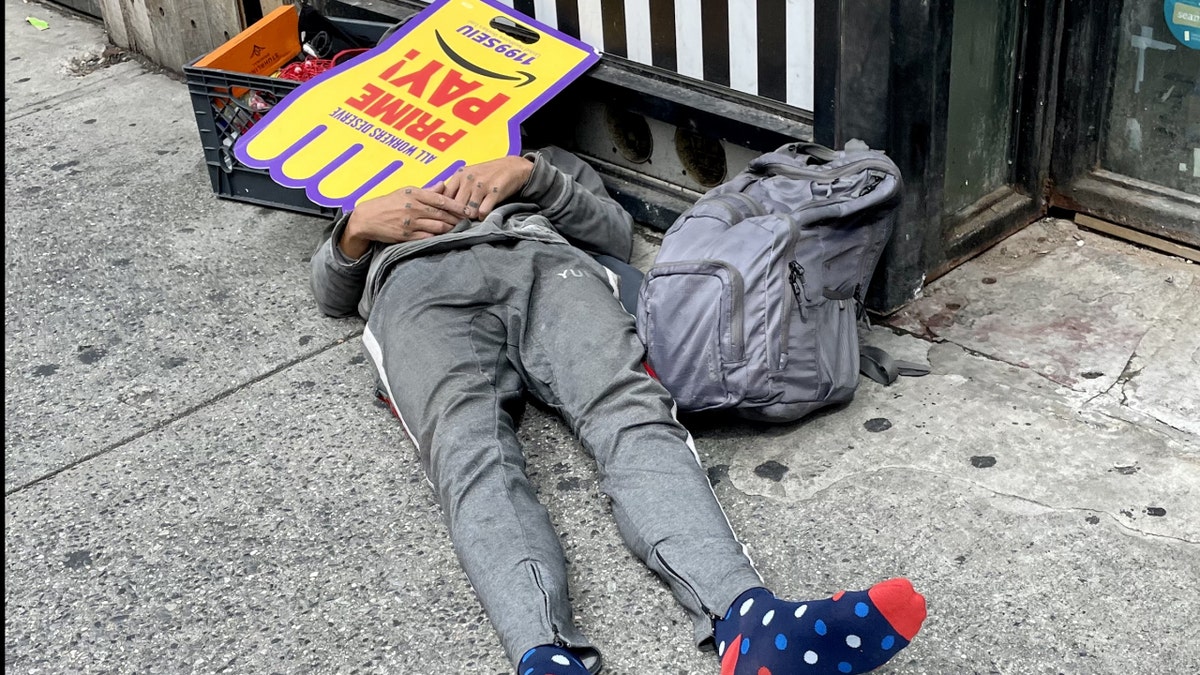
5, 2, 1198, 673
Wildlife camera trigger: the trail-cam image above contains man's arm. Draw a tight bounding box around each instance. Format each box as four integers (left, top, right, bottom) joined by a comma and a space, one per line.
520, 147, 634, 262
443, 148, 634, 262
310, 212, 374, 318
340, 183, 471, 258
309, 185, 472, 318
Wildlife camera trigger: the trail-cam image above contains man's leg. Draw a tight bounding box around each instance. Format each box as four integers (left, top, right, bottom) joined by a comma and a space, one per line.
365, 252, 598, 670
493, 243, 764, 646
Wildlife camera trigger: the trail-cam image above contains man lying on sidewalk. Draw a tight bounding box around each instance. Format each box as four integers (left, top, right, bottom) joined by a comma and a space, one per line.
309, 145, 927, 675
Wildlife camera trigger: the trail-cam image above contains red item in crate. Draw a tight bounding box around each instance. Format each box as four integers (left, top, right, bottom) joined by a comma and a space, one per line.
277, 49, 370, 82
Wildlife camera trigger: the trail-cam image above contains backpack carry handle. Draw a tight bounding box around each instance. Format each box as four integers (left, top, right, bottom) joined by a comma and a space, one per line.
760, 139, 875, 168
783, 142, 840, 163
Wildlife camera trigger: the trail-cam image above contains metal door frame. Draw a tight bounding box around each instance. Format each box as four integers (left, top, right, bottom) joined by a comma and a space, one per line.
1050, 0, 1200, 248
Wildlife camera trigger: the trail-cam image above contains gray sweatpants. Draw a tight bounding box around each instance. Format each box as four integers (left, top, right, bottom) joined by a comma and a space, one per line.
362, 240, 762, 670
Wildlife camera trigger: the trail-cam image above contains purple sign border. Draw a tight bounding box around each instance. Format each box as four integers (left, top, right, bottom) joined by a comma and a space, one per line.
232, 0, 600, 211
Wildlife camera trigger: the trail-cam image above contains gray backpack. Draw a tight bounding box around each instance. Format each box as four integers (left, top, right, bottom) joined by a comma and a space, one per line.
636, 140, 924, 423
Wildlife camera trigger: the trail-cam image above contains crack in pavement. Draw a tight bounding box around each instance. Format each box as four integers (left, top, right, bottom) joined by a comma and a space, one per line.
739, 464, 1199, 546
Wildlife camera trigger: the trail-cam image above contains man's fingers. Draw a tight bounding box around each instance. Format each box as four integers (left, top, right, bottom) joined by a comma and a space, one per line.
466, 180, 488, 212
477, 186, 504, 218
449, 173, 475, 211
408, 217, 455, 236
411, 188, 471, 220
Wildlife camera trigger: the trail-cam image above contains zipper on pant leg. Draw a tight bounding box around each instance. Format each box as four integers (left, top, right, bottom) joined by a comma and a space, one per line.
528, 562, 604, 674
652, 550, 719, 622
528, 562, 565, 647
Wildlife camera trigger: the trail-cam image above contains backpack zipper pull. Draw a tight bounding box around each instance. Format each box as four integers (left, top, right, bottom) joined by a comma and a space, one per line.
788, 262, 808, 320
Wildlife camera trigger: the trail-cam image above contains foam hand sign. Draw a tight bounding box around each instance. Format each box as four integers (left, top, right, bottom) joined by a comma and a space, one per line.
234, 0, 599, 211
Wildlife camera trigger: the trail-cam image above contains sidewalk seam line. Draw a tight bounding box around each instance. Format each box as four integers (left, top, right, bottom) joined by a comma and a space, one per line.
4, 331, 363, 497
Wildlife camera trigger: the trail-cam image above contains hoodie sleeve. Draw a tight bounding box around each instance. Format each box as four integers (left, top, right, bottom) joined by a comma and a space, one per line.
518, 146, 634, 263
310, 210, 372, 319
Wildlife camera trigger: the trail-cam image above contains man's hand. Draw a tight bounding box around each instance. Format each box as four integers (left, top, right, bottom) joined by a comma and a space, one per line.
443, 155, 534, 219
340, 183, 471, 259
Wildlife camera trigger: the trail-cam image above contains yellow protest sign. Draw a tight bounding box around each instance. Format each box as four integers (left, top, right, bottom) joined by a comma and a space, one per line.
234, 0, 599, 211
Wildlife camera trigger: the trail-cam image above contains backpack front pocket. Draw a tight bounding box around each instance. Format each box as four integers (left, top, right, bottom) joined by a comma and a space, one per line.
638, 260, 746, 411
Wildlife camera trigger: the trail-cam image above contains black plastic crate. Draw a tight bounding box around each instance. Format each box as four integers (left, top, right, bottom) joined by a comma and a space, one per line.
184, 17, 395, 218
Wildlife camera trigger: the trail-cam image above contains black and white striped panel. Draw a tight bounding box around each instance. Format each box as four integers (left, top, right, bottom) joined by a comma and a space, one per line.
491, 0, 815, 111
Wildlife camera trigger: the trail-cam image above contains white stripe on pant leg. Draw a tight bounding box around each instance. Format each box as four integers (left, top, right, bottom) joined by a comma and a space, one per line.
534, 0, 558, 28
363, 325, 422, 458
786, 0, 816, 110
675, 0, 704, 79
727, 0, 758, 95
624, 0, 654, 64
668, 400, 762, 578
602, 267, 621, 302
577, 0, 606, 52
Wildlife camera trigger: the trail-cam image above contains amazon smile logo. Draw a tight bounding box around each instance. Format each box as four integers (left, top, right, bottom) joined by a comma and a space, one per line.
444, 19, 544, 88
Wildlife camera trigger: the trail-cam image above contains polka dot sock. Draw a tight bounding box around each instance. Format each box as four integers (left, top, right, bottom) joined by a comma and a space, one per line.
713, 578, 926, 675
518, 644, 591, 675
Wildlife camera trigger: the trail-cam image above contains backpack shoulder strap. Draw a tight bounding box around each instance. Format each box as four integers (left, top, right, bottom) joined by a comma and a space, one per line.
859, 345, 932, 385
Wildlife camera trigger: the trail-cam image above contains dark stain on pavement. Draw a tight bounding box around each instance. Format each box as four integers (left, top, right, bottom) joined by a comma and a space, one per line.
864, 418, 892, 432
51, 160, 80, 171
33, 364, 59, 376
77, 345, 107, 364
754, 460, 789, 482
557, 477, 581, 492
64, 550, 93, 569
925, 313, 954, 329
707, 464, 729, 486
